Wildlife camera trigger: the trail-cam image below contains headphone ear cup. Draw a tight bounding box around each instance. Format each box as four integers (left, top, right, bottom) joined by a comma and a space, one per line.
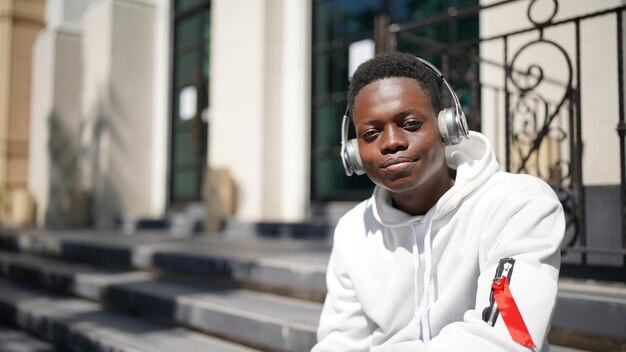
438, 108, 453, 146
345, 138, 365, 176
438, 108, 465, 146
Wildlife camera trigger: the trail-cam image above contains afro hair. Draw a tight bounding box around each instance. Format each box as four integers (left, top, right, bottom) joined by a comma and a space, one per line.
347, 52, 443, 117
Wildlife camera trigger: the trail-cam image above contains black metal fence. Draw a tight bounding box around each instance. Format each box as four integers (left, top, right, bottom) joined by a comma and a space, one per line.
378, 0, 626, 281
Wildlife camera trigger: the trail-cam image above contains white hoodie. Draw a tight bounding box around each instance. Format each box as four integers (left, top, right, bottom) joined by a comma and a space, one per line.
314, 132, 564, 352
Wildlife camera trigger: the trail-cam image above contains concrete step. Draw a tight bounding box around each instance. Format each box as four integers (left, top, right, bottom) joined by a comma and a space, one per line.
0, 230, 329, 301
0, 278, 260, 352
0, 250, 321, 352
549, 278, 626, 351
0, 322, 57, 352
555, 278, 626, 339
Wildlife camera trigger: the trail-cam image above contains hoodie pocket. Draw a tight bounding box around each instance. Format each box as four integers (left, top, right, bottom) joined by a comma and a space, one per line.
482, 257, 515, 326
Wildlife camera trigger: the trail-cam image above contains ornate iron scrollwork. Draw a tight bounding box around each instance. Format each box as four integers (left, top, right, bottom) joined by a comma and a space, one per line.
527, 0, 559, 27
506, 2, 579, 249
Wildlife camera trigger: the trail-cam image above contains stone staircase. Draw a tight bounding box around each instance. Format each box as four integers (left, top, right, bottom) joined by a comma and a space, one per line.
0, 229, 329, 351
0, 322, 57, 352
0, 228, 623, 351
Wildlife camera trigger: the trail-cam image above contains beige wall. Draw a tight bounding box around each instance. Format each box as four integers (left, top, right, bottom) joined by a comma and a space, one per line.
480, 0, 624, 185
0, 0, 45, 223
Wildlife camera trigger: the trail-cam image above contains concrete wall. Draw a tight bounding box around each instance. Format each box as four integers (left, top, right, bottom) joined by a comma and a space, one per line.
480, 0, 624, 186
29, 0, 88, 228
210, 0, 310, 222
46, 0, 89, 30
81, 0, 158, 228
29, 28, 83, 227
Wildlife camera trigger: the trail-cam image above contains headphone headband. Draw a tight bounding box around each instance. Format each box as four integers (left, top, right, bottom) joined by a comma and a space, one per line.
414, 57, 464, 122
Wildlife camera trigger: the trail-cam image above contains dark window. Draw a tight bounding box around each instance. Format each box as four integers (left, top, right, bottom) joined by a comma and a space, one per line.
170, 0, 210, 203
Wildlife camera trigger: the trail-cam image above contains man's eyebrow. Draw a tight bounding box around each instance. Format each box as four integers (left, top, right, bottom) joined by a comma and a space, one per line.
394, 109, 414, 119
357, 109, 419, 126
357, 119, 378, 126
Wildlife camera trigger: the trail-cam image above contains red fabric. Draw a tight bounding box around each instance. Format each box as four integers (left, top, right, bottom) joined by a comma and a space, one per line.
491, 277, 536, 349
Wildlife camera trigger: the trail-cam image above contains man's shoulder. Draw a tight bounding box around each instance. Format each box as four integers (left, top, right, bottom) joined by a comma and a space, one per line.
485, 171, 558, 199
332, 197, 377, 245
335, 198, 371, 229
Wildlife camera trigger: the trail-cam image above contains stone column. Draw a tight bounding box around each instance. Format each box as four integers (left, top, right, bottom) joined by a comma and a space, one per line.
29, 0, 87, 227
279, 0, 310, 221
210, 0, 311, 222
210, 0, 266, 222
81, 0, 156, 228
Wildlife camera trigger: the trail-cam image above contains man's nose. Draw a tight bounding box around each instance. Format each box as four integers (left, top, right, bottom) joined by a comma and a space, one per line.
380, 125, 408, 154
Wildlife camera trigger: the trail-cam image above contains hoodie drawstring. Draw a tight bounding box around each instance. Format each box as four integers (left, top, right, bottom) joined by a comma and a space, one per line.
410, 225, 420, 338
412, 210, 436, 343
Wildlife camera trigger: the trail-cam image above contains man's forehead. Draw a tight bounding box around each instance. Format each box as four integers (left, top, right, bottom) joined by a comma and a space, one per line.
352, 77, 433, 116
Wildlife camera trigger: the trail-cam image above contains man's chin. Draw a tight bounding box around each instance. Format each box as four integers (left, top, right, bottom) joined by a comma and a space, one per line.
376, 178, 420, 195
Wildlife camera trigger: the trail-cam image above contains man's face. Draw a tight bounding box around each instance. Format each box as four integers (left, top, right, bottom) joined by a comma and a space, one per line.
353, 77, 448, 195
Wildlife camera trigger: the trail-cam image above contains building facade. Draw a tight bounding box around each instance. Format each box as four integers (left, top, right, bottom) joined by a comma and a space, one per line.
14, 0, 625, 250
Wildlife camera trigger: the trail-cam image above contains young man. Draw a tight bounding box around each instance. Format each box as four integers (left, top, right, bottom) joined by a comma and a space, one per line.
313, 52, 564, 351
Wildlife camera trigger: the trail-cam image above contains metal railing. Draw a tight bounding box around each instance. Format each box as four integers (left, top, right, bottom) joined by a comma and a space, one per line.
378, 0, 626, 280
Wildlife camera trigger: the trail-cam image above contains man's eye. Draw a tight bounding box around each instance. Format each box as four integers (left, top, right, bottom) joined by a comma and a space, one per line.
361, 129, 378, 140
403, 119, 422, 130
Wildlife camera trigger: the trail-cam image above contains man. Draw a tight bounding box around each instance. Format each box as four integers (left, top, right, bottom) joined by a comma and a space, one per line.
313, 52, 564, 351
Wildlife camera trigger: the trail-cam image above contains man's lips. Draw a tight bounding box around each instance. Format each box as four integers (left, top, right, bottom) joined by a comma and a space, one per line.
380, 156, 416, 169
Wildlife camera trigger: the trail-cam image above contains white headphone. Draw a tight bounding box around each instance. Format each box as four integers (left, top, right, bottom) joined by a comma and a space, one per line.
340, 56, 470, 176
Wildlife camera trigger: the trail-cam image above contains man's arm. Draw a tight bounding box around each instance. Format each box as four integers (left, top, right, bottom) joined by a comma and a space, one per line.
313, 220, 372, 352
377, 179, 564, 351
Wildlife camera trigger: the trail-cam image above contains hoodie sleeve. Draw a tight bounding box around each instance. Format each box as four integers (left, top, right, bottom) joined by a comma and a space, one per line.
313, 219, 372, 352
373, 177, 565, 352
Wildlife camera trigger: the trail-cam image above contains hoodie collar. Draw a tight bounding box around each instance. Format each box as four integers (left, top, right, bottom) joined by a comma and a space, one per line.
372, 131, 499, 227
